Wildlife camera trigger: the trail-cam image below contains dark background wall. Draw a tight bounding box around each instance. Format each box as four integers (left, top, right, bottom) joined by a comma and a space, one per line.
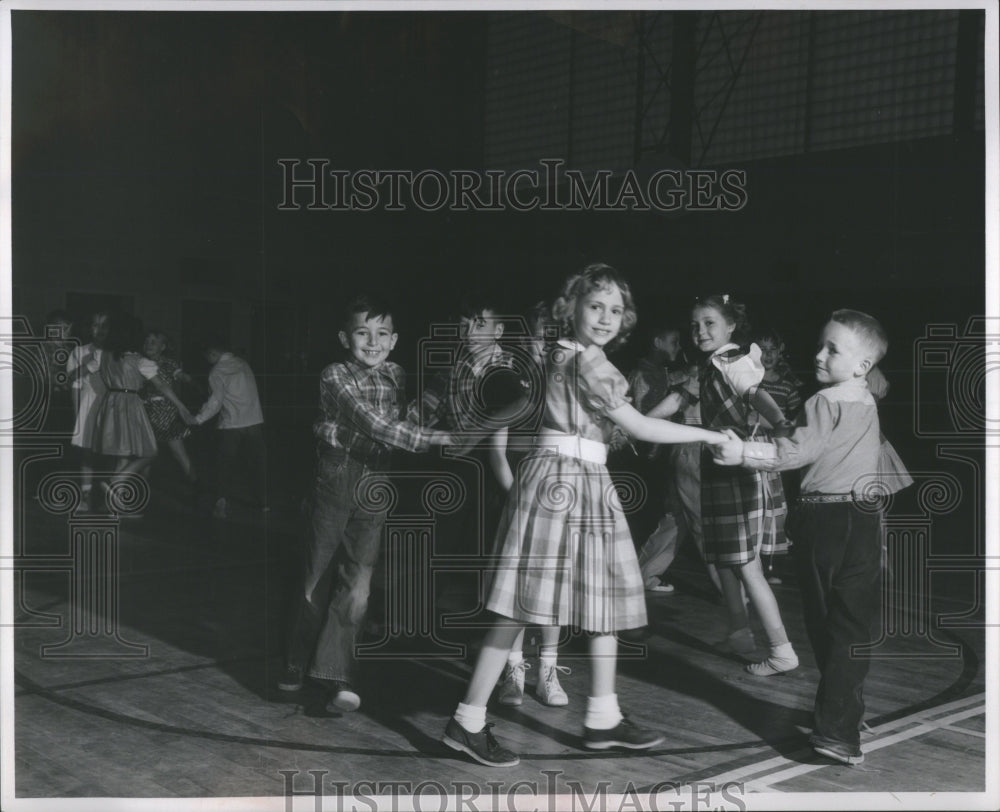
11, 10, 987, 480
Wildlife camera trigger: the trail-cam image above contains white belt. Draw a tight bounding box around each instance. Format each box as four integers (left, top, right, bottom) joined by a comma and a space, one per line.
536, 429, 607, 464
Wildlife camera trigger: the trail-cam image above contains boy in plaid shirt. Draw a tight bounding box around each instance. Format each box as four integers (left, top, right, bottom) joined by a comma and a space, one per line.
713, 309, 888, 766
278, 295, 452, 712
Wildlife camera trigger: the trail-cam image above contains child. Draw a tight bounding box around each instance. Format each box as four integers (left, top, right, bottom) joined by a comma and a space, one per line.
627, 326, 692, 594
713, 309, 889, 766
408, 294, 570, 707
691, 295, 797, 675
141, 331, 199, 495
441, 264, 728, 767
185, 336, 267, 518
66, 310, 109, 508
90, 312, 192, 511
754, 327, 805, 585
491, 302, 570, 708
278, 295, 453, 712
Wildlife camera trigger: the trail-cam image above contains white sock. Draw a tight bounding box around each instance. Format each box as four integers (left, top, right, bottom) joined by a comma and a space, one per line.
454, 702, 486, 734
584, 693, 623, 730
507, 650, 524, 666
538, 645, 557, 670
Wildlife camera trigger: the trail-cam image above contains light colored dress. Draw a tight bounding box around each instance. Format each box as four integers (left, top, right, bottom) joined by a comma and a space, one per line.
486, 339, 647, 633
91, 352, 159, 457
66, 343, 104, 449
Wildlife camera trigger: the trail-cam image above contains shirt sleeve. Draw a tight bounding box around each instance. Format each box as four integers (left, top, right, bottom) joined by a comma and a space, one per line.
195, 367, 225, 424
742, 393, 838, 472
406, 369, 448, 428
712, 344, 765, 398
327, 366, 440, 452
137, 358, 159, 380
577, 345, 630, 416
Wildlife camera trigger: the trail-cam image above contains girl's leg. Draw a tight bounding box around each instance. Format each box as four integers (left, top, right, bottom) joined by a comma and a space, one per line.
460, 621, 524, 709
717, 566, 756, 655
497, 627, 529, 706
167, 438, 197, 482
536, 625, 569, 706
737, 558, 798, 675
582, 634, 663, 750
445, 619, 523, 767
588, 633, 618, 698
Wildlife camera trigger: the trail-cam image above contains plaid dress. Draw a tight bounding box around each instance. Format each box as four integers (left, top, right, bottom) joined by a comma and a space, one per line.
486, 340, 647, 633
700, 345, 788, 566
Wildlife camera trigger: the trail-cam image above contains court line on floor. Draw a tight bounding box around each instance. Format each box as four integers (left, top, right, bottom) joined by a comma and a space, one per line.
690, 693, 986, 792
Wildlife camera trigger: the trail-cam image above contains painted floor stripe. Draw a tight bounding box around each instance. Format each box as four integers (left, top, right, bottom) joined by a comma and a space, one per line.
692, 693, 986, 788
724, 703, 986, 792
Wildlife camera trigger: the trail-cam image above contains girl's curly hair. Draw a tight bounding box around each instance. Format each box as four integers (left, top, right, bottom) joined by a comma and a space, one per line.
552, 263, 638, 352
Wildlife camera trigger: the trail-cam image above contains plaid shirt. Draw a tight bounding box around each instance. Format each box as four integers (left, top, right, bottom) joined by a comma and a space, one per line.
314, 358, 439, 458
406, 345, 514, 431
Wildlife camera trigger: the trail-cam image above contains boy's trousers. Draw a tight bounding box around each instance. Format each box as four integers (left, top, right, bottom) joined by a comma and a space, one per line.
285, 445, 388, 684
790, 499, 883, 747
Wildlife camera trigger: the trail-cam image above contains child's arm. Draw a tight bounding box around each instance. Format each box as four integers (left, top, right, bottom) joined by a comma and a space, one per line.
713, 395, 837, 470
750, 386, 789, 430
329, 367, 450, 451
191, 367, 225, 425
488, 428, 514, 492
645, 391, 685, 420
607, 402, 726, 445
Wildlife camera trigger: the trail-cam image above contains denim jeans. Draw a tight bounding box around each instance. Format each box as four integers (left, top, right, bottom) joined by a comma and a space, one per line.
285, 447, 388, 684
789, 500, 882, 747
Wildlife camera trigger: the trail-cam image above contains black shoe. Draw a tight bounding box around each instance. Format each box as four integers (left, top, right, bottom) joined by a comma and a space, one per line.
324, 680, 360, 713
276, 664, 303, 692
583, 715, 664, 750
442, 718, 519, 767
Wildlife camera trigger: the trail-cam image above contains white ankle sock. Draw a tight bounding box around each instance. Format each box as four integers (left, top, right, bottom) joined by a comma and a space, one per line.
507, 651, 524, 666
454, 702, 486, 734
584, 694, 622, 730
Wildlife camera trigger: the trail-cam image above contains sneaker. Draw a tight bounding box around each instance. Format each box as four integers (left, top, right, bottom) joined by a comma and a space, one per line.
535, 664, 571, 706
442, 718, 519, 767
325, 680, 361, 713
745, 643, 798, 676
810, 735, 864, 766
212, 497, 228, 519
647, 581, 675, 593
497, 660, 528, 706
583, 714, 664, 751
276, 664, 303, 692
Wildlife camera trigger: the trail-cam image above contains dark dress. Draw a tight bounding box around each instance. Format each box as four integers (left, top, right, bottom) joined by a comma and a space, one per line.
141, 356, 190, 442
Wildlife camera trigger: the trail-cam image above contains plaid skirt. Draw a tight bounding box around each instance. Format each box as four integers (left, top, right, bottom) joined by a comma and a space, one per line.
700, 447, 788, 566
485, 449, 647, 633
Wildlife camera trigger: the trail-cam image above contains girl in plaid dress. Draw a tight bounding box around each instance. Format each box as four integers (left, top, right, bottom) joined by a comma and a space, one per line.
755, 327, 805, 585
693, 295, 799, 676
141, 331, 199, 492
442, 264, 728, 768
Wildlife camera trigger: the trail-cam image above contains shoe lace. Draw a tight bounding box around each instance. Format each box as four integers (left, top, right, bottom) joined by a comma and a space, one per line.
506, 660, 529, 680
543, 664, 571, 685
481, 723, 503, 752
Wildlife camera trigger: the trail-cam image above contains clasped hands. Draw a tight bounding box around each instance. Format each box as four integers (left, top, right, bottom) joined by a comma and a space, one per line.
710, 428, 744, 466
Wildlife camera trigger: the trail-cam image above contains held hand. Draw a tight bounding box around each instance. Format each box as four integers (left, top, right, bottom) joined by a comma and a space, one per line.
712, 433, 745, 466
180, 409, 197, 426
